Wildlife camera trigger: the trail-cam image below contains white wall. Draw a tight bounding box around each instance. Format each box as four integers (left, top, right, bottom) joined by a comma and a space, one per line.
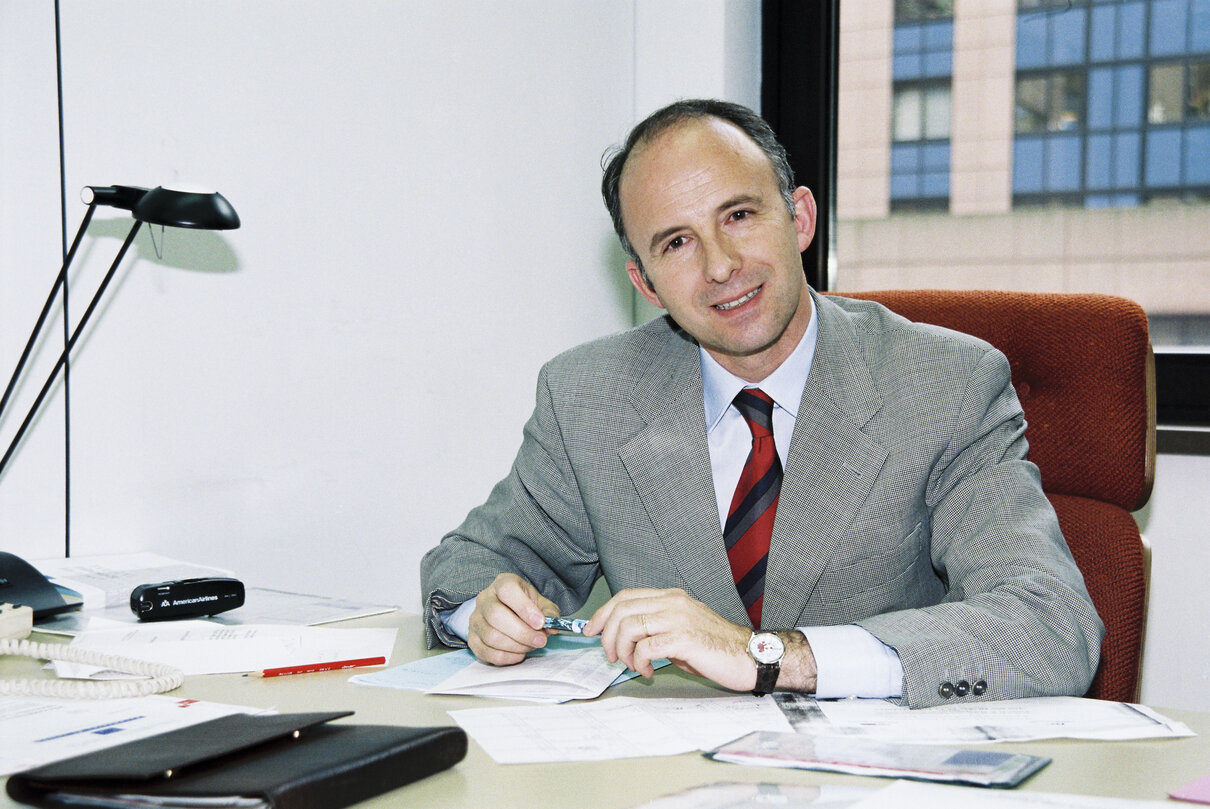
1136, 450, 1210, 712
1, 1, 760, 615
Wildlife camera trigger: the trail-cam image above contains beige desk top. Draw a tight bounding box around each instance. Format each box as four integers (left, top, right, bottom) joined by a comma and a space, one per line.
4, 612, 1207, 808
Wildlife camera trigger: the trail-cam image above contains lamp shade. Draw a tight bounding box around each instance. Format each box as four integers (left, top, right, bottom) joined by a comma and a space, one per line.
134, 186, 240, 230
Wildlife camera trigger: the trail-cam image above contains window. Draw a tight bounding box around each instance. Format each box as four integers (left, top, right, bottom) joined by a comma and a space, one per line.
894, 83, 951, 140
891, 8, 953, 210
1012, 0, 1210, 206
895, 0, 954, 22
1015, 70, 1085, 132
825, 0, 1210, 355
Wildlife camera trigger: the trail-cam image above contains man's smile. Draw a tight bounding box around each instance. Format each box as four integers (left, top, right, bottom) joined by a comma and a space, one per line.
713, 286, 761, 311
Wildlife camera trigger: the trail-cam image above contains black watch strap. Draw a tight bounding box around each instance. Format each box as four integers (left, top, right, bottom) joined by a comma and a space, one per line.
753, 661, 780, 697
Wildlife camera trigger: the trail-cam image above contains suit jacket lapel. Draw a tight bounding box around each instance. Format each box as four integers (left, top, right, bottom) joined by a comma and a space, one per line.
617, 322, 751, 625
764, 292, 890, 630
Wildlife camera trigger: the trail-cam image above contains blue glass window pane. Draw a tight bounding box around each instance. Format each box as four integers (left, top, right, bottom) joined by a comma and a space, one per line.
1119, 2, 1146, 58
1146, 128, 1183, 186
1050, 9, 1087, 65
1086, 194, 1114, 208
923, 50, 953, 77
1193, 0, 1210, 52
1185, 125, 1210, 184
892, 144, 921, 173
1090, 5, 1116, 62
1115, 66, 1144, 127
891, 172, 919, 199
1088, 68, 1114, 129
924, 20, 953, 50
1047, 135, 1083, 191
1114, 132, 1141, 186
1014, 138, 1045, 192
1150, 0, 1188, 56
894, 53, 923, 79
921, 171, 949, 197
1087, 134, 1112, 188
894, 25, 923, 53
1113, 193, 1141, 207
1016, 17, 1048, 69
922, 142, 950, 171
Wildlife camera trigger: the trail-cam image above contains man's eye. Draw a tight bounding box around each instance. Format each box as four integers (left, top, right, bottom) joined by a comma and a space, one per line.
666, 236, 685, 252
731, 210, 751, 221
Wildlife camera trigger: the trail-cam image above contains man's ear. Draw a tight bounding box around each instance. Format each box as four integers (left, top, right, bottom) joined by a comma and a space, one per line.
627, 261, 665, 309
792, 187, 818, 253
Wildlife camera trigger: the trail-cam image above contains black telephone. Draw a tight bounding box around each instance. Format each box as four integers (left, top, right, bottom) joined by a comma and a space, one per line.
0, 552, 183, 698
0, 552, 83, 621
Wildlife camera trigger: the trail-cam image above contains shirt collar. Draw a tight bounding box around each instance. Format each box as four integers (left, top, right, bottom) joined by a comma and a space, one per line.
701, 293, 818, 434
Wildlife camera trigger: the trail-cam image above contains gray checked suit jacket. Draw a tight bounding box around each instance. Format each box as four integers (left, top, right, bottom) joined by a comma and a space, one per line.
421, 291, 1104, 708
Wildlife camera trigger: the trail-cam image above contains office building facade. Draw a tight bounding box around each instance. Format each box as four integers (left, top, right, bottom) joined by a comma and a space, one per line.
835, 0, 1210, 343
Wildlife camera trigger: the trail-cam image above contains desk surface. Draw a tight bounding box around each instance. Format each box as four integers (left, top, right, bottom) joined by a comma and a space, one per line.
4, 612, 1207, 808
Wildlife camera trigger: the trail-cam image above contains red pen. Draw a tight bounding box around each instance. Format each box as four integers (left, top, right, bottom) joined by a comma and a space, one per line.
254, 656, 387, 678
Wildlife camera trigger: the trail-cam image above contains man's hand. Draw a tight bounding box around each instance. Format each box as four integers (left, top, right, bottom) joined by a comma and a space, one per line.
468, 573, 560, 666
584, 588, 818, 693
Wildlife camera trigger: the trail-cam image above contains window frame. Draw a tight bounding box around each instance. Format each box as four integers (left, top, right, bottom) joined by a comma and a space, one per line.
761, 0, 1210, 443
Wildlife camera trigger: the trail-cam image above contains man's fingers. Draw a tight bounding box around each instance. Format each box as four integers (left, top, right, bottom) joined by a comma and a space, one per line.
467, 612, 537, 665
466, 573, 557, 665
586, 588, 667, 662
492, 575, 553, 631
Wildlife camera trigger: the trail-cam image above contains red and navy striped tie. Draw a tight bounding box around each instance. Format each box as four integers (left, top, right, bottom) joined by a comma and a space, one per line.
725, 388, 782, 628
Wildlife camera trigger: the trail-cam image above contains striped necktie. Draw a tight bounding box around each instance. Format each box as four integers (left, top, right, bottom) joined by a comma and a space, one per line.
724, 388, 782, 628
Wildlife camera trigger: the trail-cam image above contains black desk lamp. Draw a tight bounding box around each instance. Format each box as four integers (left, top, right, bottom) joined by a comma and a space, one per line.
0, 185, 240, 480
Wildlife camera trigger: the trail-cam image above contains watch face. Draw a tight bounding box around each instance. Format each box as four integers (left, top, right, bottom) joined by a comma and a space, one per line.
748, 632, 785, 664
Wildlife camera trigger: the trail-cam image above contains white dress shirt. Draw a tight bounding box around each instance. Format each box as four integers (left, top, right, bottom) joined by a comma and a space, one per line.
699, 296, 901, 699
443, 297, 902, 698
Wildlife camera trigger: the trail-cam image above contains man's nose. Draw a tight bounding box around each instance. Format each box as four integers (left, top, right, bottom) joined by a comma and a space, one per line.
702, 234, 740, 283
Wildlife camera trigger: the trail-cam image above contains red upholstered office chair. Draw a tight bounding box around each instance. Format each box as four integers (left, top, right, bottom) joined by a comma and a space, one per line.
831, 289, 1155, 702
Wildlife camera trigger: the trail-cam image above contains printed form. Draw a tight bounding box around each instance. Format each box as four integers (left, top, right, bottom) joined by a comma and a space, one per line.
450, 694, 793, 763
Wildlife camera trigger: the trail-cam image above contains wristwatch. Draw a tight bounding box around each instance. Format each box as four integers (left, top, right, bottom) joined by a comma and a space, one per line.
747, 631, 785, 696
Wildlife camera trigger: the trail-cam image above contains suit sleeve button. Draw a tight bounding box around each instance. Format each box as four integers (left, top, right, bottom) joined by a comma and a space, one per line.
972, 679, 987, 696
955, 680, 970, 696
938, 681, 955, 698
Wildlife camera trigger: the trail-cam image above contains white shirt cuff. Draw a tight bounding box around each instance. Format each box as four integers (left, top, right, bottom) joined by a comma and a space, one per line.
439, 596, 476, 642
800, 624, 903, 699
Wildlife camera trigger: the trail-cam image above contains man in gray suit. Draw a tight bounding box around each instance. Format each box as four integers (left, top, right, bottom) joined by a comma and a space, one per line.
421, 99, 1103, 708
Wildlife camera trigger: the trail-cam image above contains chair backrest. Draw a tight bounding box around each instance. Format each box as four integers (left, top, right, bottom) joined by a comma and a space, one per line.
829, 289, 1155, 701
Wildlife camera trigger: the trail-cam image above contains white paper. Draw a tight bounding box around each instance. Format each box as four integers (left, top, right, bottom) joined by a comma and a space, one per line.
428, 646, 627, 702
449, 694, 793, 763
354, 634, 665, 695
52, 622, 396, 677
849, 780, 1175, 809
0, 694, 263, 775
629, 782, 878, 809
810, 696, 1194, 744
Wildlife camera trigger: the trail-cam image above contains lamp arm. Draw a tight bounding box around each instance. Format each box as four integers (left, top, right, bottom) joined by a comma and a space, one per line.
0, 219, 143, 481
0, 204, 98, 423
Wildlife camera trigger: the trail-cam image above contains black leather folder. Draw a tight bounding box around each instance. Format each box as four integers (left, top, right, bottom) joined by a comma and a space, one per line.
6, 711, 467, 809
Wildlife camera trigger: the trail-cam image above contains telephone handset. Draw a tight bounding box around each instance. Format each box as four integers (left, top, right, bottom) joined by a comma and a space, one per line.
0, 553, 184, 698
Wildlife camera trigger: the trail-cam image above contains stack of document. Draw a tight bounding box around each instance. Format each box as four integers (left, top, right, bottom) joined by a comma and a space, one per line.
776, 695, 1195, 744
707, 732, 1050, 787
